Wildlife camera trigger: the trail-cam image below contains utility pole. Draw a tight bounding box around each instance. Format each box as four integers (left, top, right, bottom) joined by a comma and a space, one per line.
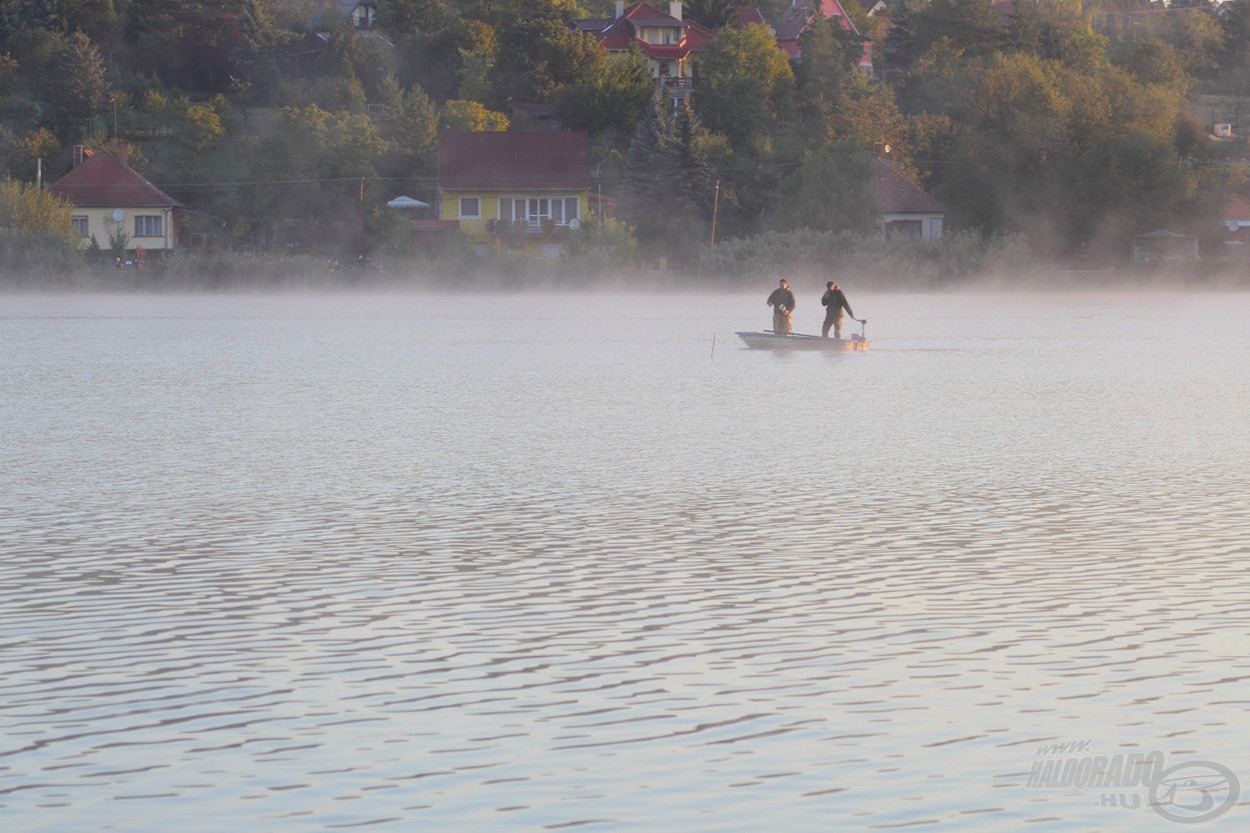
710, 180, 720, 248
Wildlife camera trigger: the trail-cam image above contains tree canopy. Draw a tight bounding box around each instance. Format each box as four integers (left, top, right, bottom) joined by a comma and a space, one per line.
0, 0, 1242, 268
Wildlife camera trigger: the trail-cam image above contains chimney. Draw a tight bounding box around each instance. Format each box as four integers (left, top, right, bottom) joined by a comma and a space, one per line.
73, 145, 86, 167
670, 1, 682, 20
615, 0, 624, 18
116, 142, 129, 165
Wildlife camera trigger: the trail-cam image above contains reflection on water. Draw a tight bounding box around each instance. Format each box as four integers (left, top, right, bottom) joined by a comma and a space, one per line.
2, 291, 1249, 831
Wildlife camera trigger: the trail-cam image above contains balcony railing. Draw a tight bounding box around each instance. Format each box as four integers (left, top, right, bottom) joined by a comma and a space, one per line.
488, 219, 572, 239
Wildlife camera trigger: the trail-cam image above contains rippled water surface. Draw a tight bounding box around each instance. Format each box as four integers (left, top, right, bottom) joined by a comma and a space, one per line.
3, 290, 1249, 832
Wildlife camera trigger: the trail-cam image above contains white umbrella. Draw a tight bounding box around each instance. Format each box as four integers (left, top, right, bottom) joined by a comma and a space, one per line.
386, 196, 430, 209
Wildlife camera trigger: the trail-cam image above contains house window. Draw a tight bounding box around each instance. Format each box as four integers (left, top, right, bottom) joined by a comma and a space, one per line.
459, 197, 481, 219
134, 215, 163, 237
72, 216, 89, 237
503, 197, 579, 228
885, 219, 922, 240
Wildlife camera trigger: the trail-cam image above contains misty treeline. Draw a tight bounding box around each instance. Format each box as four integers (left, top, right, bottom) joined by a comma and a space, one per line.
2, 0, 1250, 285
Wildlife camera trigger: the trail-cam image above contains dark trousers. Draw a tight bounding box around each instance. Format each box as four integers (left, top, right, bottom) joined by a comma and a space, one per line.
773, 309, 791, 335
822, 311, 843, 338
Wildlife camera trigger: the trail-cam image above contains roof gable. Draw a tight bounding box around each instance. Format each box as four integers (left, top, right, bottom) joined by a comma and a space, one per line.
572, 3, 716, 60
48, 150, 181, 209
310, 0, 375, 31
1224, 194, 1250, 223
438, 132, 591, 191
1223, 194, 1250, 231
731, 6, 767, 27
774, 0, 862, 41
873, 160, 944, 214
625, 2, 683, 24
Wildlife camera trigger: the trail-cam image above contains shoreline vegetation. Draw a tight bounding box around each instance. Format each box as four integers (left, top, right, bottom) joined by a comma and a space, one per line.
3, 4, 1250, 294
3, 229, 1248, 292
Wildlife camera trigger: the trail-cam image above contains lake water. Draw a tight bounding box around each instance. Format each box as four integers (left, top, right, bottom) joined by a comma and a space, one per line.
2, 289, 1248, 832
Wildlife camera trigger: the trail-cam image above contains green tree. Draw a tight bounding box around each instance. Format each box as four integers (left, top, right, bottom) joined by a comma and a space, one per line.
694, 23, 794, 148
455, 20, 496, 102
243, 104, 390, 249
684, 0, 736, 29
1155, 3, 1224, 77
489, 18, 605, 106
794, 13, 866, 138
440, 99, 509, 131
769, 141, 877, 233
376, 0, 451, 34
124, 0, 284, 94
376, 74, 438, 157
912, 0, 1002, 59
1, 126, 59, 180
621, 102, 723, 264
883, 0, 922, 76
1, 176, 73, 237
40, 30, 108, 139
554, 47, 653, 138
1220, 0, 1250, 73
564, 215, 638, 270
1069, 130, 1194, 258
1116, 37, 1189, 91
0, 176, 81, 278
1005, 0, 1108, 72
181, 103, 226, 156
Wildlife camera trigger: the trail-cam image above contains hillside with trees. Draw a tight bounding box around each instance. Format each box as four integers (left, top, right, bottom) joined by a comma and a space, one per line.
1, 0, 1249, 284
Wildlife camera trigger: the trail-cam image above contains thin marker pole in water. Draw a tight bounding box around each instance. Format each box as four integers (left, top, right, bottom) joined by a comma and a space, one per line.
711, 330, 717, 359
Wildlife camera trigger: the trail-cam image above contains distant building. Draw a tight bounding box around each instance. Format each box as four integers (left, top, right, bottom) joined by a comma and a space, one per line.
49, 145, 181, 254
774, 0, 873, 75
310, 0, 382, 40
432, 131, 610, 259
873, 159, 944, 240
1217, 193, 1250, 258
1133, 229, 1198, 263
571, 2, 715, 102
291, 0, 392, 74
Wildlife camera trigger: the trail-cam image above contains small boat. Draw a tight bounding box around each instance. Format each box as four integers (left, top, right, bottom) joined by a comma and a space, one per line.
736, 330, 870, 351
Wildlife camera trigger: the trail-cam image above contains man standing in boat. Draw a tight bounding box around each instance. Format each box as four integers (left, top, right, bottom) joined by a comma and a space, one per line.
821, 281, 857, 339
767, 279, 796, 335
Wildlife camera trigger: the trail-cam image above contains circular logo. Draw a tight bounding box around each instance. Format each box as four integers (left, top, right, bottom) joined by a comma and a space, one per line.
1149, 760, 1240, 825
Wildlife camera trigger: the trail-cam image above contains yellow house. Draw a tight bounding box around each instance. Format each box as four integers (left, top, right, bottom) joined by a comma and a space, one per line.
436, 131, 599, 259
48, 145, 181, 256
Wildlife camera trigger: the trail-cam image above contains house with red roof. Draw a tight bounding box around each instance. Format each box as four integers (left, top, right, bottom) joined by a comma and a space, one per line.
48, 145, 181, 254
1223, 193, 1250, 234
1218, 193, 1250, 258
571, 2, 716, 101
774, 0, 873, 75
433, 131, 609, 259
873, 159, 945, 240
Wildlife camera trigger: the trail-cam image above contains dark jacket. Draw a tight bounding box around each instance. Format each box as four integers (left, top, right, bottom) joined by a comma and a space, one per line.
821, 289, 853, 318
767, 288, 796, 312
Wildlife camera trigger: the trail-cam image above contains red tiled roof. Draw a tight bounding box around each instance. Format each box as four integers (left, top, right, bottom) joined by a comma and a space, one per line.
1224, 194, 1250, 223
773, 0, 871, 66
438, 131, 591, 191
625, 2, 682, 24
774, 0, 861, 40
48, 150, 180, 209
731, 6, 767, 27
873, 160, 945, 214
573, 3, 715, 61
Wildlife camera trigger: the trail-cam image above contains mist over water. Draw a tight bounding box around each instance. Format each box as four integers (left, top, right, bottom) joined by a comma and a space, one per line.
3, 289, 1249, 831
